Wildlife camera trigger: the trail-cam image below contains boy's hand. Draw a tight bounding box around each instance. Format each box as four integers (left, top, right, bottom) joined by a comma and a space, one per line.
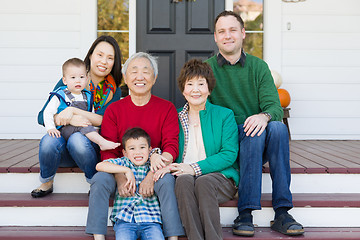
150, 153, 171, 172
139, 172, 154, 198
124, 169, 136, 195
153, 166, 171, 182
47, 128, 61, 138
115, 173, 134, 197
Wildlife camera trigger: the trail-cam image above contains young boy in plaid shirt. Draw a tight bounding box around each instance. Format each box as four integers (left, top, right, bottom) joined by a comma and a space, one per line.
96, 127, 164, 240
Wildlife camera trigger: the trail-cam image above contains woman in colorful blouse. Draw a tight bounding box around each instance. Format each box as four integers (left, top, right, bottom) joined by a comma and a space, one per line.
157, 59, 239, 240
31, 35, 125, 198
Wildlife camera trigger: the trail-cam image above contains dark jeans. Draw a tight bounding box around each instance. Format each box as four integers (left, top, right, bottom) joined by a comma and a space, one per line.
237, 121, 293, 213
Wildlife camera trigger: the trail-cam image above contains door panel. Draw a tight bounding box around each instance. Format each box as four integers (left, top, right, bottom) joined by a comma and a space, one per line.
147, 0, 175, 33
137, 0, 224, 108
149, 51, 176, 101
186, 0, 215, 33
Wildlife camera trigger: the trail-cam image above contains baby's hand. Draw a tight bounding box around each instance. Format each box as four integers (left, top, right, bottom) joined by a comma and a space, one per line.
47, 128, 61, 138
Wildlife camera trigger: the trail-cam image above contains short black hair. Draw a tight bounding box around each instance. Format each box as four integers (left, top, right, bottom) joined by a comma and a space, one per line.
122, 127, 151, 149
214, 10, 245, 30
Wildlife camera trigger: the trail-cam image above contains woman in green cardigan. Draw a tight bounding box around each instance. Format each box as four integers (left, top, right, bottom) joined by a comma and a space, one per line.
156, 59, 239, 240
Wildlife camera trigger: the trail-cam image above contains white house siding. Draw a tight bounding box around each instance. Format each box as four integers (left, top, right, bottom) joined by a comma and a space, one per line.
1, 0, 359, 140
0, 0, 97, 139
280, 0, 360, 140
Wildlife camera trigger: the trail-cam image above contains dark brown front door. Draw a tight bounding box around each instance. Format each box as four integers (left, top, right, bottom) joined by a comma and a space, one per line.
136, 0, 224, 108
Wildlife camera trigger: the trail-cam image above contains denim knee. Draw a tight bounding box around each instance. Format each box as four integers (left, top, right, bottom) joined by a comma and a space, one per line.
38, 134, 67, 182
266, 121, 289, 140
67, 132, 99, 179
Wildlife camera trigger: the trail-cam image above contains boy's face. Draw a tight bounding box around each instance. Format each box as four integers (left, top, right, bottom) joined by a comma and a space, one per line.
122, 137, 151, 166
62, 65, 88, 94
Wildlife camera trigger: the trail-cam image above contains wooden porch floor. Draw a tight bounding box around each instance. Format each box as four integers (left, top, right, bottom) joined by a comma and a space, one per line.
0, 140, 360, 174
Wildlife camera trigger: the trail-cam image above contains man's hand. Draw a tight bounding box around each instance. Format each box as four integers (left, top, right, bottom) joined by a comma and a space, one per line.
115, 173, 135, 197
243, 113, 269, 137
150, 153, 171, 172
153, 166, 171, 182
139, 171, 154, 198
47, 128, 61, 138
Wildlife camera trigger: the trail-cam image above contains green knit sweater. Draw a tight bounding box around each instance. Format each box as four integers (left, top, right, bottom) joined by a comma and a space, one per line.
206, 54, 283, 125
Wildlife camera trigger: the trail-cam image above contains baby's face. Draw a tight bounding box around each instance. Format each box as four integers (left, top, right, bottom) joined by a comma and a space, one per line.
123, 137, 151, 166
63, 65, 88, 94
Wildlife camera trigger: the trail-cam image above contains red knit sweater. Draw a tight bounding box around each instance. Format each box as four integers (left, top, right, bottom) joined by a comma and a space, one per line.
100, 95, 179, 161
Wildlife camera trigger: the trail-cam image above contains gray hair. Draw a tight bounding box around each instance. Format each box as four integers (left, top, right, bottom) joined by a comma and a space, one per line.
122, 52, 158, 77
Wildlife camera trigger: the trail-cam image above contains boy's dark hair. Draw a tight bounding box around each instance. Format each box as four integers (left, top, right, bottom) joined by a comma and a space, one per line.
177, 58, 216, 93
122, 127, 151, 148
214, 10, 245, 30
62, 58, 86, 76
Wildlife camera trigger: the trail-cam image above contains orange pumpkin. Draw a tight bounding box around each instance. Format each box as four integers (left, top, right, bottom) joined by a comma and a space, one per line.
277, 88, 291, 108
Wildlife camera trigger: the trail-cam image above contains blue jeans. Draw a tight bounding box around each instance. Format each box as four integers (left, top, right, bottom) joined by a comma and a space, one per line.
38, 132, 99, 183
114, 220, 164, 240
86, 173, 184, 237
237, 121, 293, 213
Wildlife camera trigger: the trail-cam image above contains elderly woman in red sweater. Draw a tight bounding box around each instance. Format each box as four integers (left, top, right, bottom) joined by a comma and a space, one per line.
87, 52, 184, 240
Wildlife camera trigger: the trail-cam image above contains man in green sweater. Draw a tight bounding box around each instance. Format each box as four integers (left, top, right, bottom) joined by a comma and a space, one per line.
206, 11, 304, 237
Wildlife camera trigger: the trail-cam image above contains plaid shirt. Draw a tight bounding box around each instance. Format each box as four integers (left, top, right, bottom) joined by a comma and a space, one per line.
105, 157, 162, 224
216, 48, 246, 67
178, 103, 202, 176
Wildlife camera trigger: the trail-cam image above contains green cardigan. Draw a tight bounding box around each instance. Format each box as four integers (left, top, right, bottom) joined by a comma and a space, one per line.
206, 54, 283, 125
176, 101, 240, 186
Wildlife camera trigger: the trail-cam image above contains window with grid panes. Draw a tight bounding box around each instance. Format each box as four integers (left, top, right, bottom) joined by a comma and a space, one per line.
97, 0, 130, 61
233, 0, 263, 59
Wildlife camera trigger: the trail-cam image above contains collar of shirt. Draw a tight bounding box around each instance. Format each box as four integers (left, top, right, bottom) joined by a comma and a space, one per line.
216, 49, 246, 67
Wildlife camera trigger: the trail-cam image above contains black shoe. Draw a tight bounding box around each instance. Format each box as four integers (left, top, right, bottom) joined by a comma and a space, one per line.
270, 213, 304, 236
31, 186, 53, 198
232, 213, 255, 237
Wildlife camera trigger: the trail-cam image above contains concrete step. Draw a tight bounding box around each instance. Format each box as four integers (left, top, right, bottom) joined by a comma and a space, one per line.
2, 172, 360, 194
1, 193, 360, 227
1, 226, 360, 240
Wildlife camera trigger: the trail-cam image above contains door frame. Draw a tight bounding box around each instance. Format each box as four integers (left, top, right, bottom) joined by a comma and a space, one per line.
128, 0, 282, 72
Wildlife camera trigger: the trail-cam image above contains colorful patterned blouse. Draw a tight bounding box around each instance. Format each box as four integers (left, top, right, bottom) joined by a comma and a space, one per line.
89, 75, 117, 112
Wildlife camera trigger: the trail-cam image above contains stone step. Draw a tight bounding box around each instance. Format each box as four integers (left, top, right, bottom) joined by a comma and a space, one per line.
2, 172, 360, 194
1, 226, 360, 240
1, 193, 360, 227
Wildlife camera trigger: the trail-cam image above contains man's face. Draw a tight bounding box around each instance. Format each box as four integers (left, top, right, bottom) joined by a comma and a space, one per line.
214, 15, 246, 57
123, 57, 156, 96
